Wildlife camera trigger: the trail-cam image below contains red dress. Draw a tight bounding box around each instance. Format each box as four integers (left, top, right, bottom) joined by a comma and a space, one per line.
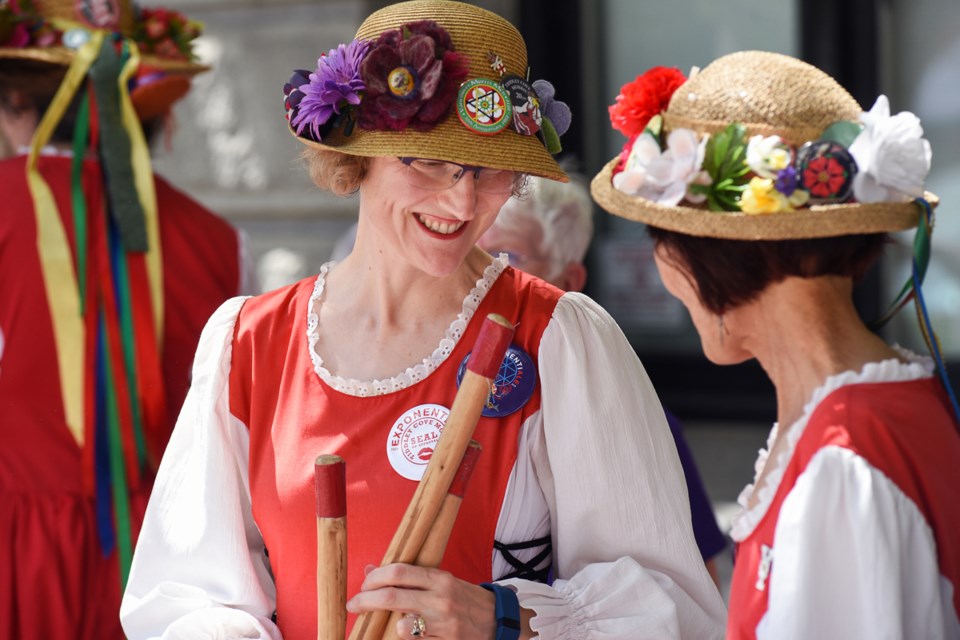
229, 266, 560, 637
0, 154, 242, 639
727, 373, 960, 639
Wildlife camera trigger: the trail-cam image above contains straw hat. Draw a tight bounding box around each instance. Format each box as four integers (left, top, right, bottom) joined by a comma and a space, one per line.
0, 0, 207, 118
287, 0, 568, 182
0, 0, 206, 73
591, 51, 937, 240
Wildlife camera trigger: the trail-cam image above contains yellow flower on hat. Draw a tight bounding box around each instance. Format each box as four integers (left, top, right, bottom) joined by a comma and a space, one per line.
740, 177, 789, 215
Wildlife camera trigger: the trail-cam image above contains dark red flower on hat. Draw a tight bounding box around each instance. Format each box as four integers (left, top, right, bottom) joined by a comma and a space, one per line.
608, 66, 686, 138
357, 20, 468, 132
803, 156, 848, 198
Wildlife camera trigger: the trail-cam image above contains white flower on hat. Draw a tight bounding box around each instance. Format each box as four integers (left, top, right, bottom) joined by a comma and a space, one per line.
849, 95, 932, 203
746, 135, 791, 179
613, 128, 709, 206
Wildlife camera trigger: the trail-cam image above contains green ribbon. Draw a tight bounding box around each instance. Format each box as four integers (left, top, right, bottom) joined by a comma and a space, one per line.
113, 242, 148, 471
101, 314, 133, 588
71, 89, 91, 314
88, 36, 148, 252
871, 199, 933, 329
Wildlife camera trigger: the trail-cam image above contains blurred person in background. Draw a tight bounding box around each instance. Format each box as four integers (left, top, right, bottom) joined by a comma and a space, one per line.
478, 172, 728, 586
0, 1, 249, 637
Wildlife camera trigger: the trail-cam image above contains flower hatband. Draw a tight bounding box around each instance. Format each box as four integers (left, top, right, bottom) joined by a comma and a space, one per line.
283, 20, 569, 154
608, 66, 932, 215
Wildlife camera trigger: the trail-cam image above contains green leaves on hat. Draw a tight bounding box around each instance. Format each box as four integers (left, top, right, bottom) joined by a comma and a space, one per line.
540, 116, 562, 155
821, 121, 864, 148
690, 123, 750, 211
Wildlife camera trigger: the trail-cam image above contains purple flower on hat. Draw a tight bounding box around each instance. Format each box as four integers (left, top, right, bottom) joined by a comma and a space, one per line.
357, 20, 468, 132
774, 165, 799, 196
531, 79, 571, 136
289, 38, 372, 141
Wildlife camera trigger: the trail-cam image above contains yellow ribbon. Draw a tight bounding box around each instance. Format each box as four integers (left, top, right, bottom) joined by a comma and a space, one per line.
26, 31, 164, 446
117, 40, 164, 340
27, 31, 105, 446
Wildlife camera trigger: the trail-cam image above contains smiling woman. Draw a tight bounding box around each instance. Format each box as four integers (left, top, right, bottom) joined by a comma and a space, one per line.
120, 2, 726, 640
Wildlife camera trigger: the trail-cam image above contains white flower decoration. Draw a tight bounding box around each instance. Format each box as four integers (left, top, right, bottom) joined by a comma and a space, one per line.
613, 128, 710, 206
746, 134, 791, 179
849, 95, 932, 203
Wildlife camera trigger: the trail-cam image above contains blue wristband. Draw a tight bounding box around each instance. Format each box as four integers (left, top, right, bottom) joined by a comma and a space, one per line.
480, 582, 521, 640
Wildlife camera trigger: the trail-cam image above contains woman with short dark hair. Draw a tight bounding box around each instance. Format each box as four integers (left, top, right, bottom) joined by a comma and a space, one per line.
593, 51, 960, 639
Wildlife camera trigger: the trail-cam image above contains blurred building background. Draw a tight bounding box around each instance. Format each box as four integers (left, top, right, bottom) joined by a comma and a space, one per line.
142, 0, 959, 599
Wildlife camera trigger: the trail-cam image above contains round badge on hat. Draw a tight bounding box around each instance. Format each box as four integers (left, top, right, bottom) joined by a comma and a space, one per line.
62, 28, 92, 50
75, 0, 121, 30
456, 344, 536, 418
796, 140, 857, 204
457, 78, 513, 135
501, 75, 541, 136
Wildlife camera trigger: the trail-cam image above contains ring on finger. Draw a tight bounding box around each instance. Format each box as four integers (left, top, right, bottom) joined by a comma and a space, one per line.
410, 613, 427, 637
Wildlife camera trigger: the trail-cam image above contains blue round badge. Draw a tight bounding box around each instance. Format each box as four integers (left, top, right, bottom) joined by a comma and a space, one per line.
456, 344, 537, 418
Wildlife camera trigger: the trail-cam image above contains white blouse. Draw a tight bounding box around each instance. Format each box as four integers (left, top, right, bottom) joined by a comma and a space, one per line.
732, 353, 960, 639
120, 262, 726, 639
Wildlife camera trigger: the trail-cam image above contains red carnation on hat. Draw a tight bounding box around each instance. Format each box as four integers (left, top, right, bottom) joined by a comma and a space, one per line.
608, 66, 686, 138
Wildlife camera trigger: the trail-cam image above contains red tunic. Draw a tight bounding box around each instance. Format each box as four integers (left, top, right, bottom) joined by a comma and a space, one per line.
0, 154, 241, 640
229, 266, 561, 639
727, 377, 960, 638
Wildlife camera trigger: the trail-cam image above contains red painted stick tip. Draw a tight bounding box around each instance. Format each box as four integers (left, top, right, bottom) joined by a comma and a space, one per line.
448, 441, 482, 499
466, 313, 514, 379
314, 455, 346, 519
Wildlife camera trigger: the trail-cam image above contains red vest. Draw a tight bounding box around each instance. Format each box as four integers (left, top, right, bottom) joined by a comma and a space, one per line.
727, 378, 960, 638
229, 266, 561, 639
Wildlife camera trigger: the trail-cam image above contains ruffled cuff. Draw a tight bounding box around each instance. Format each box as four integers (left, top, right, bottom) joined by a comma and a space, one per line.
122, 582, 281, 640
501, 557, 681, 639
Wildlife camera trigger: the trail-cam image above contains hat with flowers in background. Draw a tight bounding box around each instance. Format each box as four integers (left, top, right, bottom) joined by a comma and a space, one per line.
282, 0, 572, 182
0, 0, 207, 120
0, 0, 208, 585
590, 50, 936, 240
592, 50, 960, 425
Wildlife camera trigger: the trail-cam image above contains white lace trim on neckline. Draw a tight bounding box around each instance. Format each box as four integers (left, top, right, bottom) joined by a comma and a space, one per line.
729, 348, 934, 542
305, 254, 509, 397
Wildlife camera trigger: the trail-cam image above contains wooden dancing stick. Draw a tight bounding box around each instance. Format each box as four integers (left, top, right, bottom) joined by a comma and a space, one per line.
381, 441, 483, 640
349, 313, 514, 640
315, 455, 347, 640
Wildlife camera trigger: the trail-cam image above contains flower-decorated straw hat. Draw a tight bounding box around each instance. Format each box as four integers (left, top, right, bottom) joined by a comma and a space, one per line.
283, 0, 572, 181
0, 0, 207, 119
591, 51, 936, 240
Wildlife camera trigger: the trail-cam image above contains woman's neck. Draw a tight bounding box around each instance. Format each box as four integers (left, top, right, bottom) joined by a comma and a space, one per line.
329, 244, 488, 330
316, 243, 493, 381
739, 275, 902, 428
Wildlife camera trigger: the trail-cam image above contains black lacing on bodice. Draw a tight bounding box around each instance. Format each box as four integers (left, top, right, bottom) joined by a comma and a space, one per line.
494, 534, 552, 582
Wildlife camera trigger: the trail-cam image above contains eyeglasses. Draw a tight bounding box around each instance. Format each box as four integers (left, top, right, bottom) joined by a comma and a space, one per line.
399, 157, 516, 194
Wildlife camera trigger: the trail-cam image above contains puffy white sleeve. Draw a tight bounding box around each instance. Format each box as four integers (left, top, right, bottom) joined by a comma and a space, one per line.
758, 445, 960, 639
121, 296, 281, 640
502, 292, 726, 639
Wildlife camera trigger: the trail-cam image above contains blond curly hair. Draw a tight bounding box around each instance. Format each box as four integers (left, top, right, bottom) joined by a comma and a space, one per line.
301, 148, 370, 196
